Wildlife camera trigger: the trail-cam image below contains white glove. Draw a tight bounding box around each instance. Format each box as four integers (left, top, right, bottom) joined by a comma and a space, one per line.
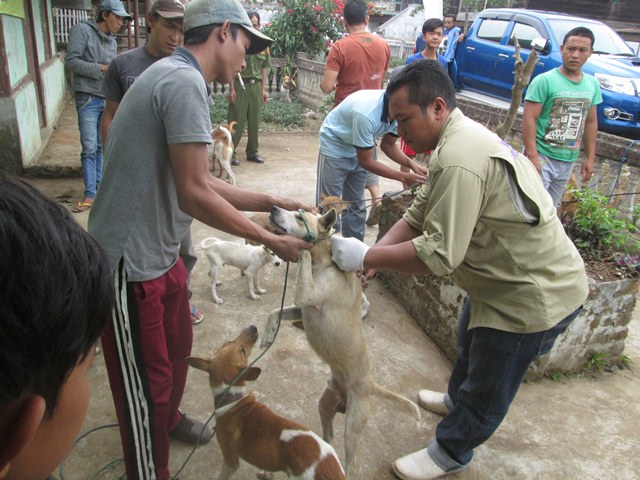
330, 235, 370, 271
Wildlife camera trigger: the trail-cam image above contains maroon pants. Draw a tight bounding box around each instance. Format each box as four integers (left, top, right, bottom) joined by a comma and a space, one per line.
102, 259, 192, 480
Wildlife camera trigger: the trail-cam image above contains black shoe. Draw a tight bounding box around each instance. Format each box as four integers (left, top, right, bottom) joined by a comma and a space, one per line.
247, 155, 265, 164
231, 152, 239, 166
169, 412, 213, 445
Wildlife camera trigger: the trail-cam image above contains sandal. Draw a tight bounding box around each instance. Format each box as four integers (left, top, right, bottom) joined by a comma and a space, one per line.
72, 200, 93, 213
191, 304, 204, 325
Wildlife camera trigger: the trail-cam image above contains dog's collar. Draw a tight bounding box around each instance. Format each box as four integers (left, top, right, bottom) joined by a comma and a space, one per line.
298, 209, 317, 242
213, 386, 247, 416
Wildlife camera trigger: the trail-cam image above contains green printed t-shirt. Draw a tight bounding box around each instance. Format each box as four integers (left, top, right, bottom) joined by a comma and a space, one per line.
525, 68, 602, 162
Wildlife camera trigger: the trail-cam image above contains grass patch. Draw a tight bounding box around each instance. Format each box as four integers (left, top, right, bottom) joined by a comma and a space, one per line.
209, 94, 306, 128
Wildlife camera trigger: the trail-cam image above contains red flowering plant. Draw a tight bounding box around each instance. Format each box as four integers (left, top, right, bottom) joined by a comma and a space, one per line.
264, 0, 345, 68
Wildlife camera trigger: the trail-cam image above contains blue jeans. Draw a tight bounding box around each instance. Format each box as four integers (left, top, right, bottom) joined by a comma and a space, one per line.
75, 92, 105, 199
430, 297, 582, 471
316, 152, 368, 241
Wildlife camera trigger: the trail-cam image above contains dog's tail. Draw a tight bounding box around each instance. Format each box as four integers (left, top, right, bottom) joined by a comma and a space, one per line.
216, 125, 233, 146
199, 236, 220, 250
372, 383, 421, 424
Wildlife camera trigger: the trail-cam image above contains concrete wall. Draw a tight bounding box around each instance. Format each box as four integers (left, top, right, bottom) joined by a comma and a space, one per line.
0, 1, 67, 173
376, 5, 424, 42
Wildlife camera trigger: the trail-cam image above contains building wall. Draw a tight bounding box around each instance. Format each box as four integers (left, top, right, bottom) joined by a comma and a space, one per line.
0, 1, 66, 173
3, 16, 28, 87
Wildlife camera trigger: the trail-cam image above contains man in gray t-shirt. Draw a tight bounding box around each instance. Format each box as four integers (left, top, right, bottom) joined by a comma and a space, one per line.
88, 1, 313, 478
101, 0, 206, 325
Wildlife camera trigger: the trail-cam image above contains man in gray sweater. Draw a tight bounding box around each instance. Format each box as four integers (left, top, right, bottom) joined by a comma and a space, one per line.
65, 0, 131, 212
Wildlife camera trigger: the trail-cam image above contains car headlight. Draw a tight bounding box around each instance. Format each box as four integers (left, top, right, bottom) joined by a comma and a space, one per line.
594, 73, 637, 96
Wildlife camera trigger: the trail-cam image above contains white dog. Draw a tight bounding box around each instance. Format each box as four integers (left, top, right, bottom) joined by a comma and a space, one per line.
208, 121, 236, 186
200, 237, 282, 304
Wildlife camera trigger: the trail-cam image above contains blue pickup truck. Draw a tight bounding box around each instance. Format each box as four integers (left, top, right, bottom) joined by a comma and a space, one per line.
453, 9, 640, 138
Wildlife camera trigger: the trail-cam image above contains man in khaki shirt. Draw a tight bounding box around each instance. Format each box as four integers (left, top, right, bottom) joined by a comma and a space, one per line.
330, 60, 588, 480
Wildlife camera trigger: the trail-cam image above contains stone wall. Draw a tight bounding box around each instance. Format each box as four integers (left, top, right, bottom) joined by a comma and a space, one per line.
376, 194, 639, 378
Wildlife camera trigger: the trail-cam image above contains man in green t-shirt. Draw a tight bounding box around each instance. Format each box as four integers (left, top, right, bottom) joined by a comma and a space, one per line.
522, 26, 602, 207
227, 11, 271, 164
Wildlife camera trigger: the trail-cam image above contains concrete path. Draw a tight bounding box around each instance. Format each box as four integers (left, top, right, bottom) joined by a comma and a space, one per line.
22, 98, 640, 480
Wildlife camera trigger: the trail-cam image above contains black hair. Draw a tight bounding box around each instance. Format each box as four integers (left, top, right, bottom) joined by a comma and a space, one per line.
0, 173, 114, 416
248, 11, 260, 24
444, 13, 456, 22
184, 23, 239, 46
423, 18, 444, 35
97, 9, 108, 23
563, 27, 595, 47
386, 59, 457, 111
343, 0, 367, 26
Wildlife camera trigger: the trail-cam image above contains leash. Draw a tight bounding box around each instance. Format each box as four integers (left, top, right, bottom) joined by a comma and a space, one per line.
324, 182, 423, 221
298, 208, 317, 242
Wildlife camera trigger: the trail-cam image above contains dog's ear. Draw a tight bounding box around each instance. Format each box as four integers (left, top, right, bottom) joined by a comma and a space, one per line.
320, 208, 337, 231
186, 356, 211, 372
241, 367, 261, 382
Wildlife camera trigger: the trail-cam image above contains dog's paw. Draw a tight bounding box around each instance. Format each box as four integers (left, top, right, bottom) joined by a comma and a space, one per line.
257, 288, 267, 294
215, 280, 223, 286
249, 295, 263, 301
213, 298, 223, 304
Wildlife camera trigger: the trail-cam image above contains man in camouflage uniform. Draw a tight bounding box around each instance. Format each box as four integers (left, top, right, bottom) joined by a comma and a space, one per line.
227, 11, 271, 164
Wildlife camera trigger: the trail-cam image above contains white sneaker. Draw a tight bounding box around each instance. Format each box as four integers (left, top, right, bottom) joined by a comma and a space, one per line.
417, 389, 450, 416
393, 448, 448, 480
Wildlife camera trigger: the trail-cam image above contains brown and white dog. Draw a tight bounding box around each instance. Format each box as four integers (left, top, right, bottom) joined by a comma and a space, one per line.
262, 208, 420, 477
209, 121, 237, 185
187, 325, 346, 480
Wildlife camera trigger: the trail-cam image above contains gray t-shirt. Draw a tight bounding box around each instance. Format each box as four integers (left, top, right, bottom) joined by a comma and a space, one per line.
88, 48, 212, 281
102, 46, 162, 102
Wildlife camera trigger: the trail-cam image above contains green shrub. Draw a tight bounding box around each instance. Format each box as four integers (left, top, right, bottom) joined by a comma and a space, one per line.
389, 56, 405, 68
209, 96, 229, 125
209, 95, 306, 128
262, 97, 305, 127
564, 188, 637, 258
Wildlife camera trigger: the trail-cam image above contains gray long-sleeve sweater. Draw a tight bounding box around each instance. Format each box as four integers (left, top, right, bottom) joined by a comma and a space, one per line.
65, 20, 117, 97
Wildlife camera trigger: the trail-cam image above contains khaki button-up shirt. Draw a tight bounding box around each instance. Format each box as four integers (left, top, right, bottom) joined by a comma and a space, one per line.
404, 109, 588, 333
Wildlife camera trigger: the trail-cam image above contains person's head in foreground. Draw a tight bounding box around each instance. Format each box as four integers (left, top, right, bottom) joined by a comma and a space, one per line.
387, 59, 457, 153
0, 173, 114, 480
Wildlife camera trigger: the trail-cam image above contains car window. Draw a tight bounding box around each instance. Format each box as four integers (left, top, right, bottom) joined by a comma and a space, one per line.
548, 19, 634, 55
508, 22, 544, 50
477, 19, 509, 43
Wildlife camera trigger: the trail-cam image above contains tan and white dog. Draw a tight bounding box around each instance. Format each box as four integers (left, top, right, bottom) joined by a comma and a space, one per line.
262, 207, 420, 477
245, 194, 350, 246
209, 121, 237, 185
279, 72, 297, 102
187, 325, 346, 480
200, 237, 282, 303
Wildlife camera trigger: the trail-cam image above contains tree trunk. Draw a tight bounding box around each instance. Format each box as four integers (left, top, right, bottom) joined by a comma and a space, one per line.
495, 39, 538, 139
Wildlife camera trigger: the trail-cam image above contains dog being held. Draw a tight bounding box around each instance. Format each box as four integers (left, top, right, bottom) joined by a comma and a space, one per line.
245, 194, 350, 245
262, 207, 421, 476
200, 236, 281, 304
208, 121, 237, 185
187, 325, 345, 480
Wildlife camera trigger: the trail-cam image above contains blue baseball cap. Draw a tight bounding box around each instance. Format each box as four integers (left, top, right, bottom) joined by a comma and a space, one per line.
99, 0, 133, 21
184, 0, 273, 55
